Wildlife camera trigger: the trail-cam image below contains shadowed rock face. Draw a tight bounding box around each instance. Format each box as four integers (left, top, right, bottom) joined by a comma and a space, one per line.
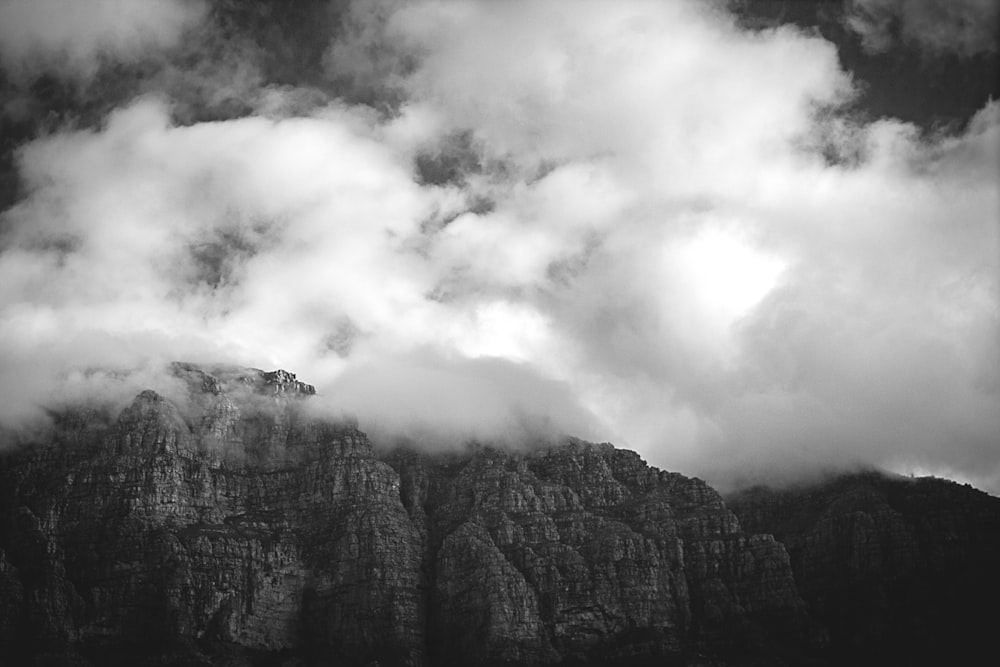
385, 444, 807, 667
727, 472, 1000, 667
0, 365, 995, 666
0, 366, 423, 666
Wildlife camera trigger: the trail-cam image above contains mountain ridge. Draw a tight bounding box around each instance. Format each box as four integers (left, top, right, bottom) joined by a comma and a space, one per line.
0, 364, 996, 666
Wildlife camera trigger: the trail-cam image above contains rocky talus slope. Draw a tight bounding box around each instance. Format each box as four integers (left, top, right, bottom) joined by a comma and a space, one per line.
0, 365, 996, 666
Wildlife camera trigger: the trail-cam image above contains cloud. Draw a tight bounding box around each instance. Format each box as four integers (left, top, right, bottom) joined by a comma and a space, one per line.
0, 0, 997, 495
0, 0, 208, 81
844, 0, 999, 56
319, 348, 608, 450
0, 97, 421, 417
331, 0, 999, 491
0, 93, 590, 446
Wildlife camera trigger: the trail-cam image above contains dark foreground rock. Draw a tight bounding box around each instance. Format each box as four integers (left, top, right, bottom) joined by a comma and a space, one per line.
0, 364, 995, 666
727, 471, 1000, 666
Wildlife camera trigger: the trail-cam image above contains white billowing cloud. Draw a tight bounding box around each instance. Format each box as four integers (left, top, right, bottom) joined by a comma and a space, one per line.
658, 227, 787, 360
695, 103, 1000, 488
845, 0, 999, 56
354, 0, 998, 490
0, 93, 598, 446
0, 0, 997, 495
0, 97, 439, 420
381, 0, 852, 186
0, 0, 207, 80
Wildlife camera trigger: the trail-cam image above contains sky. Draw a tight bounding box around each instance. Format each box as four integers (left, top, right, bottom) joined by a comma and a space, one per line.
0, 0, 997, 494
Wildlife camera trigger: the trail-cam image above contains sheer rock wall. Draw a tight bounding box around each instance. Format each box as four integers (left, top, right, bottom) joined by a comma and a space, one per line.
0, 364, 876, 666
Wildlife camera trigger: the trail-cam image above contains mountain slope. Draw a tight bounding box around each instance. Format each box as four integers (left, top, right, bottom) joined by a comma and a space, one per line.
727, 471, 1000, 666
0, 364, 811, 666
1, 364, 997, 666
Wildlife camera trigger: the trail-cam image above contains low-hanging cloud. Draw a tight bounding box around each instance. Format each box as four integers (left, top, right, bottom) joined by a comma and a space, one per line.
0, 0, 997, 495
318, 348, 608, 450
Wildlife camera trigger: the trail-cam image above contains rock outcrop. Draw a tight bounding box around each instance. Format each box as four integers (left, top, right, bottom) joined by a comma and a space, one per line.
385, 443, 808, 666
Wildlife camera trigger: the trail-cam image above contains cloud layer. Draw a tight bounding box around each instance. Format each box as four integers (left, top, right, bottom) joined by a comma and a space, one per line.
1, 0, 997, 494
0, 0, 207, 81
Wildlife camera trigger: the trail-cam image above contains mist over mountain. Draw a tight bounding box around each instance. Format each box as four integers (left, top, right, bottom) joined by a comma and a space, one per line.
0, 0, 997, 496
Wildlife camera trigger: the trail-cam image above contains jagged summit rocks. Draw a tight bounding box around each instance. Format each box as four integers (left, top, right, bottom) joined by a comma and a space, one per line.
170, 362, 317, 397
0, 364, 997, 666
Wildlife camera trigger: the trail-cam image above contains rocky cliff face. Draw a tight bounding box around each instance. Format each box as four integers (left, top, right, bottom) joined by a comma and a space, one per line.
727, 471, 1000, 666
384, 443, 808, 667
0, 364, 813, 666
1, 365, 996, 666
1, 365, 424, 666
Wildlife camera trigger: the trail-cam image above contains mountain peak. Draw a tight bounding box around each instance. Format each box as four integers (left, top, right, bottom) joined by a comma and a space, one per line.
169, 361, 316, 397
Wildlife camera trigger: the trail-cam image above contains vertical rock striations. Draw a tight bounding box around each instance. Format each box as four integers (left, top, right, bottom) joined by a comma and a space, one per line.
1, 365, 423, 666
385, 442, 808, 666
0, 363, 894, 666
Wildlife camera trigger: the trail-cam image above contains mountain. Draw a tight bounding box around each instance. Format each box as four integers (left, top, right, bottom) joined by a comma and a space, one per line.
0, 364, 996, 666
727, 470, 1000, 666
